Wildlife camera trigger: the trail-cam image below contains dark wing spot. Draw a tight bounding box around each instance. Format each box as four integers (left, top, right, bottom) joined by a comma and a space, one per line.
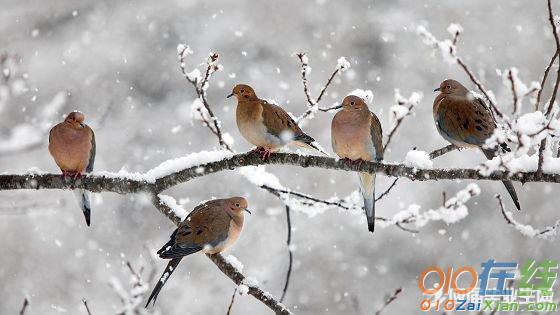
475, 110, 483, 116
196, 230, 203, 235
475, 119, 483, 124
244, 95, 249, 99
287, 121, 292, 127
180, 231, 191, 236
462, 119, 470, 130
456, 117, 462, 122
476, 126, 483, 131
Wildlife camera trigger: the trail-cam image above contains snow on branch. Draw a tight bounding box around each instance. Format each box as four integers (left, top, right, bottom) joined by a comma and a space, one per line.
177, 44, 232, 150
295, 52, 350, 122
3, 151, 560, 196
497, 194, 560, 239
378, 184, 480, 232
384, 90, 422, 153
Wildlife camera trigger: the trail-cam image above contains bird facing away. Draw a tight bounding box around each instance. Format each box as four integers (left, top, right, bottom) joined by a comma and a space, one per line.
433, 79, 520, 210
331, 95, 383, 233
145, 197, 251, 307
227, 84, 327, 159
48, 111, 96, 226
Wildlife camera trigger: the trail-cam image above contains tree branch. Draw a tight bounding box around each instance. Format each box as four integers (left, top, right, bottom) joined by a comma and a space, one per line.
2, 151, 560, 196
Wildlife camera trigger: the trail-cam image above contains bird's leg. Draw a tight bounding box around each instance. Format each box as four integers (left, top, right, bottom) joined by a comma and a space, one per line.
353, 159, 368, 168
72, 172, 83, 180
260, 148, 273, 160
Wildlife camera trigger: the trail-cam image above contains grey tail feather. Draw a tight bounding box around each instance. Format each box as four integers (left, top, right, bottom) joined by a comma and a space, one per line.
74, 189, 92, 226
306, 142, 329, 156
359, 172, 376, 233
482, 149, 521, 210
146, 258, 182, 308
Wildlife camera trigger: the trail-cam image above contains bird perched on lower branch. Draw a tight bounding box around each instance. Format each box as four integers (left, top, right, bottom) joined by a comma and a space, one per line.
227, 84, 328, 159
433, 79, 521, 210
48, 111, 96, 226
332, 95, 383, 233
145, 197, 251, 307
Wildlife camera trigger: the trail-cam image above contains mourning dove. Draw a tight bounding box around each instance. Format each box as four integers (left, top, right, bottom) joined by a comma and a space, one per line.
48, 111, 96, 226
145, 197, 251, 307
433, 79, 521, 210
227, 84, 327, 159
331, 95, 383, 233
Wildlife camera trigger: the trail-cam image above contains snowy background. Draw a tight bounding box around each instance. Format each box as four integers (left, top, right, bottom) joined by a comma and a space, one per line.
1, 0, 559, 314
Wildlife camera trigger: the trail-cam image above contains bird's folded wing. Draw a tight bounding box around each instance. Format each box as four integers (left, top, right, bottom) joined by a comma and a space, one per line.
437, 97, 495, 146
261, 100, 302, 137
370, 112, 384, 160
86, 128, 96, 173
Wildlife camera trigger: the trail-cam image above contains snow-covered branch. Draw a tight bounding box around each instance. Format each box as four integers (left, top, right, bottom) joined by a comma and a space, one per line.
497, 194, 559, 239
177, 44, 232, 151
295, 52, 350, 121
2, 150, 560, 196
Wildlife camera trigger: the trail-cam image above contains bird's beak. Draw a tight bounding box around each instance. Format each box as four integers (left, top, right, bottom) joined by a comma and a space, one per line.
226, 92, 234, 99
434, 87, 441, 92
244, 208, 252, 214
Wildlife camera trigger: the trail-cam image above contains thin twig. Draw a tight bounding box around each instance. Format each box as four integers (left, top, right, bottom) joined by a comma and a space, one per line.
429, 144, 458, 159
280, 205, 293, 303
497, 194, 560, 238
538, 0, 560, 175
375, 178, 399, 202
507, 69, 519, 114
536, 50, 559, 111
226, 287, 237, 315
383, 97, 417, 153
295, 52, 346, 121
178, 46, 231, 151
19, 298, 29, 315
374, 287, 402, 315
82, 298, 92, 315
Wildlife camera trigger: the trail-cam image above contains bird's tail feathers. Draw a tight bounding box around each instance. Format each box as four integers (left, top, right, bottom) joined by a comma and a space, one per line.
359, 172, 376, 233
482, 149, 521, 210
73, 189, 92, 226
145, 258, 183, 308
293, 134, 330, 156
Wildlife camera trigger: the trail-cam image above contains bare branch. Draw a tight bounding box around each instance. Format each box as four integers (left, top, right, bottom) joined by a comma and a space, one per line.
375, 178, 399, 202
19, 298, 29, 315
280, 205, 293, 303
507, 69, 519, 114
295, 53, 348, 121
538, 0, 560, 175
82, 298, 92, 315
374, 287, 402, 315
177, 45, 231, 151
429, 144, 458, 159
536, 50, 558, 111
226, 288, 237, 315
497, 194, 560, 239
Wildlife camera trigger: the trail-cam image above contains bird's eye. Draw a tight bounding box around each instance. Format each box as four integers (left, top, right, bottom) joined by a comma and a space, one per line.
235, 203, 240, 207
446, 85, 451, 89
240, 89, 245, 93
350, 101, 355, 105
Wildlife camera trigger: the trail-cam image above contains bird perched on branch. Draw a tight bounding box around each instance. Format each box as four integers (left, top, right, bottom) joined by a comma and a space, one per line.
227, 84, 327, 159
331, 95, 383, 233
48, 111, 96, 226
433, 79, 521, 210
146, 197, 251, 307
